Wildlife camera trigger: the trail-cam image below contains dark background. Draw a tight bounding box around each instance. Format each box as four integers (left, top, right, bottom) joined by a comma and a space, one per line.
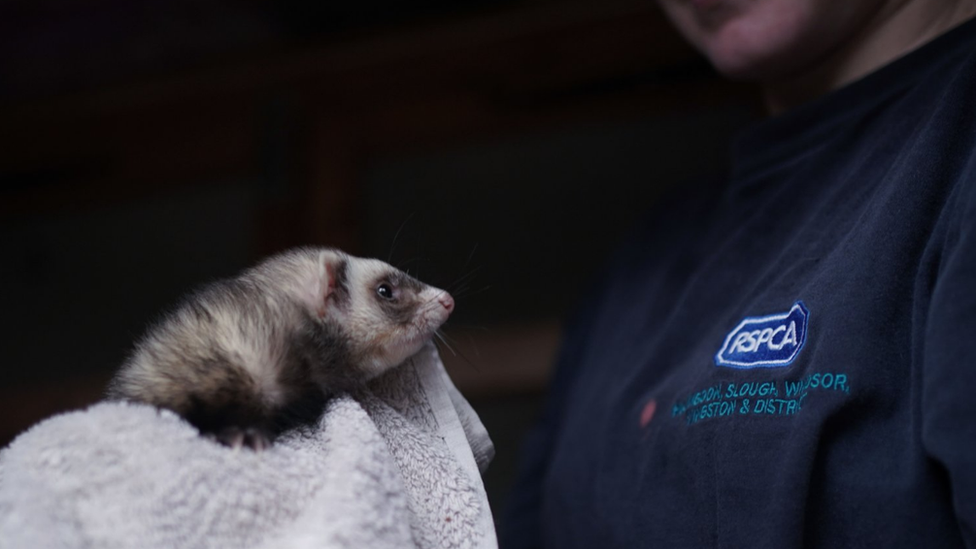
0, 0, 758, 524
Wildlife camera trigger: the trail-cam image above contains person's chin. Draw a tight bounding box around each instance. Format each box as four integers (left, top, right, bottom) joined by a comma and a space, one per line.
663, 0, 822, 80
699, 24, 814, 83
708, 49, 784, 81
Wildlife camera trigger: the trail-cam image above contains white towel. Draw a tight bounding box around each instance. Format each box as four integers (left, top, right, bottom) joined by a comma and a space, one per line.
0, 344, 496, 549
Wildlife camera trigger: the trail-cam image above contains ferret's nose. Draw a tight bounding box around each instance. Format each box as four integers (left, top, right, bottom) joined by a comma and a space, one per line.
438, 293, 455, 313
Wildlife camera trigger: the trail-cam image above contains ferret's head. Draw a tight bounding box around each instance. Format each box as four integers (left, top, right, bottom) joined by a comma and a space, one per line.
253, 247, 455, 379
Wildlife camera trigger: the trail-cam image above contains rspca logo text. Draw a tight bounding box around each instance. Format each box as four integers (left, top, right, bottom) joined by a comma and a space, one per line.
714, 302, 809, 369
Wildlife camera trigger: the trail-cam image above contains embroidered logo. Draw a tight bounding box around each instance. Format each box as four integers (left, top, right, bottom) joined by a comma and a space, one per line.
714, 301, 809, 369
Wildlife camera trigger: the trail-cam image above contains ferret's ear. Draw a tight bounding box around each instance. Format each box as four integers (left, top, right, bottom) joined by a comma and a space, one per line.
315, 251, 342, 318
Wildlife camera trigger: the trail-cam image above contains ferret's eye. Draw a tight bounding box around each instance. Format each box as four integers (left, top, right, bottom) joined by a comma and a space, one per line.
376, 283, 395, 301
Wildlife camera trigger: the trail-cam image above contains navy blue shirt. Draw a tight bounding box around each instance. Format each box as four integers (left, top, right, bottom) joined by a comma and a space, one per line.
503, 17, 976, 549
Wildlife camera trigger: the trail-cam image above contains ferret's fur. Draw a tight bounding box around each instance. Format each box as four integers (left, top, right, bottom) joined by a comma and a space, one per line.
107, 247, 454, 449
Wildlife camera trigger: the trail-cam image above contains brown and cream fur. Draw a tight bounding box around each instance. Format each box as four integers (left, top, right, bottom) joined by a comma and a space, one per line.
107, 247, 454, 449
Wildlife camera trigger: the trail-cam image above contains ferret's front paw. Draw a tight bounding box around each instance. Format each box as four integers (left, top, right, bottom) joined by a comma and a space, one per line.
207, 426, 273, 451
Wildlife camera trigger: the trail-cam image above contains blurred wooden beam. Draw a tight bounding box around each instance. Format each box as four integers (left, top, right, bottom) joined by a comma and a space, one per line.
0, 0, 754, 245
0, 2, 698, 118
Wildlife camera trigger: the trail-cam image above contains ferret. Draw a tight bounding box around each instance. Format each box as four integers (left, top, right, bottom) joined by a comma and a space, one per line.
107, 247, 454, 450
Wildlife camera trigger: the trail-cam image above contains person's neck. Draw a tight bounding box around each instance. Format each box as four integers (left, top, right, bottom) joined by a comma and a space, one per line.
762, 0, 976, 114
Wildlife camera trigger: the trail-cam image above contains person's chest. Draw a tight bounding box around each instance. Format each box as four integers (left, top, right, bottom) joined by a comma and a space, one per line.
540, 150, 957, 547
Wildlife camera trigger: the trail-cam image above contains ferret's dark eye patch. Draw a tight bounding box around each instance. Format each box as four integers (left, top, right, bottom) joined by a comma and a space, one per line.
376, 283, 395, 301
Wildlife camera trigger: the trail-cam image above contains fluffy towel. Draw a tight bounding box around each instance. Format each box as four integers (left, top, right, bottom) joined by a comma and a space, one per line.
0, 344, 497, 549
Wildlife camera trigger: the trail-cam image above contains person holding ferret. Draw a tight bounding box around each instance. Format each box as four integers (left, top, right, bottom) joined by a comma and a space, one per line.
503, 1, 976, 548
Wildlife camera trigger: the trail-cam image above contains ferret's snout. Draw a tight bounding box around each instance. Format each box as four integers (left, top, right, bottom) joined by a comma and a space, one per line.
438, 292, 455, 314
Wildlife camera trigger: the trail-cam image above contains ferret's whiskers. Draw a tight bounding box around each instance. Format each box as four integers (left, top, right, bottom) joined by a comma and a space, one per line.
388, 212, 416, 262
435, 329, 479, 370
461, 331, 482, 359
433, 330, 457, 357
452, 284, 492, 300
450, 266, 483, 291
395, 256, 426, 272
461, 243, 479, 274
